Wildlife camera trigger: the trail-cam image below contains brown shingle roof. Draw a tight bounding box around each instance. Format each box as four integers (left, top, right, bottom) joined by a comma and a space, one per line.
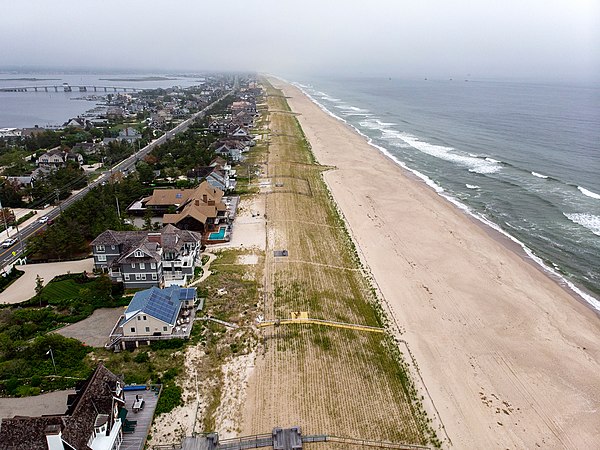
0, 365, 123, 450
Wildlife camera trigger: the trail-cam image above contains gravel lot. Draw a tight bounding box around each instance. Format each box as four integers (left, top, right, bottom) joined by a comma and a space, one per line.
56, 307, 125, 347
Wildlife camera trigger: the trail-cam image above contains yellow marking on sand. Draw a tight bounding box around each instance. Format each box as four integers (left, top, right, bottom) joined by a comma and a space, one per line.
258, 312, 385, 334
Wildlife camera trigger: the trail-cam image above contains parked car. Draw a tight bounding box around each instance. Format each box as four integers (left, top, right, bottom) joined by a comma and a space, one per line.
2, 238, 17, 248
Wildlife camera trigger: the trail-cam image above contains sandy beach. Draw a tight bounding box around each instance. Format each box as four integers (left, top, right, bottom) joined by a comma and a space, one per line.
271, 79, 600, 449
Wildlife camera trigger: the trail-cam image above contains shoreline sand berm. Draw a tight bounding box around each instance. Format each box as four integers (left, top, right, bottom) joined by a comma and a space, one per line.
270, 78, 600, 449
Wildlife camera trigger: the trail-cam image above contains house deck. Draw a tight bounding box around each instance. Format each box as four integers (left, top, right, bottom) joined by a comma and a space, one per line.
107, 305, 196, 350
120, 388, 160, 450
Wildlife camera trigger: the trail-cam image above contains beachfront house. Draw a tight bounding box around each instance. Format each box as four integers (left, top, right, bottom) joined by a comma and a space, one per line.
107, 286, 196, 350
126, 181, 231, 237
0, 364, 125, 450
91, 225, 202, 288
187, 158, 236, 192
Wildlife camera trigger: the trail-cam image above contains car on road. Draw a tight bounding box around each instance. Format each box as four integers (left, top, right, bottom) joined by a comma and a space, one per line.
2, 238, 17, 248
38, 216, 49, 224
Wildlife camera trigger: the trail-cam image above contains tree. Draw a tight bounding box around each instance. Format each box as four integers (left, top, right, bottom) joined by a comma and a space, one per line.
136, 161, 154, 184
35, 274, 44, 306
143, 210, 153, 231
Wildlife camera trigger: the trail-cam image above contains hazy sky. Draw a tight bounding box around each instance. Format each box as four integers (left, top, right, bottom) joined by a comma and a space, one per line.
0, 0, 598, 80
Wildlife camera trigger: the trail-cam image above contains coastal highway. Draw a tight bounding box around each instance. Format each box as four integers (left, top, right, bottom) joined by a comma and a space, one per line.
0, 87, 235, 272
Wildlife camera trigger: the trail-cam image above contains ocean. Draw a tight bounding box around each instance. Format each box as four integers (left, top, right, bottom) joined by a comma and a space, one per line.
0, 72, 204, 128
291, 76, 600, 311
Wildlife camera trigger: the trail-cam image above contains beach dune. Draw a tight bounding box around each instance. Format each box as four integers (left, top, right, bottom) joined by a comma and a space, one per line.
272, 79, 600, 449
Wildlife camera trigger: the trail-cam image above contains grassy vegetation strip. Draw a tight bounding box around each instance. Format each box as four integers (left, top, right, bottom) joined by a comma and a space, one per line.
243, 80, 437, 446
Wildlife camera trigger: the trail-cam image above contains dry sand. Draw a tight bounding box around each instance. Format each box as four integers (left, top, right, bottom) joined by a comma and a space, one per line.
271, 79, 600, 449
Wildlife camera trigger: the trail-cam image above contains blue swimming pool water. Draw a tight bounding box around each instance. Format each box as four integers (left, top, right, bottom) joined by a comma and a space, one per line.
208, 227, 226, 240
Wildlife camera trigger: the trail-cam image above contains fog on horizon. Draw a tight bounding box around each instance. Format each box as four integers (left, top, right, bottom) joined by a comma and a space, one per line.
0, 0, 598, 81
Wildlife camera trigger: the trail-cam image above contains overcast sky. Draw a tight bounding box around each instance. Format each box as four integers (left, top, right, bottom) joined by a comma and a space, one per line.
0, 0, 598, 80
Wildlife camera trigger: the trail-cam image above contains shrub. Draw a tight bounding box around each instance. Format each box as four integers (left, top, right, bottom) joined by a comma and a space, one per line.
155, 384, 183, 416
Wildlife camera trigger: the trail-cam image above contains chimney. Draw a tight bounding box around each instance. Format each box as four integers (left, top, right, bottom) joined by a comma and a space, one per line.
148, 233, 162, 244
45, 425, 65, 450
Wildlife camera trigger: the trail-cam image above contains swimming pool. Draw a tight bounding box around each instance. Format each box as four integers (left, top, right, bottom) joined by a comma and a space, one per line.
208, 226, 227, 240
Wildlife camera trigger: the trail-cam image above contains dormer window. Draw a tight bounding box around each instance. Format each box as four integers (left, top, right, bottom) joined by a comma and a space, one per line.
135, 250, 144, 257
96, 245, 105, 252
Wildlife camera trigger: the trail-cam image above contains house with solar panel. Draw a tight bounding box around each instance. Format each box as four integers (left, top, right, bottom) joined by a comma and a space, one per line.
107, 286, 197, 350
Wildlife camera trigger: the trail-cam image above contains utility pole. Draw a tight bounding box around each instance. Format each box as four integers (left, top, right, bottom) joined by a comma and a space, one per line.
115, 196, 121, 220
0, 197, 9, 237
55, 189, 63, 215
47, 348, 57, 374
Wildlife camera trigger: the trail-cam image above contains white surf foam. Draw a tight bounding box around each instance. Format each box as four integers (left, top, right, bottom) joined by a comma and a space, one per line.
485, 157, 502, 163
291, 80, 600, 311
578, 186, 600, 200
531, 171, 549, 179
334, 104, 370, 113
564, 213, 600, 237
399, 134, 501, 174
466, 184, 480, 189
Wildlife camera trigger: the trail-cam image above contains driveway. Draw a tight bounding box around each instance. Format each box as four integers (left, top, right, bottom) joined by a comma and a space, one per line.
0, 389, 73, 419
0, 258, 94, 305
56, 307, 125, 347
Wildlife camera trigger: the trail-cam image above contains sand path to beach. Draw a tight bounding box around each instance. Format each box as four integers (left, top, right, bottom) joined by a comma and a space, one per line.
272, 79, 600, 449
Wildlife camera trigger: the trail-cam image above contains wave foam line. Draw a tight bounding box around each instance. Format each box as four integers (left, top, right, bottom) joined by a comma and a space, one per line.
564, 213, 600, 237
578, 186, 600, 199
532, 171, 549, 179
291, 79, 600, 313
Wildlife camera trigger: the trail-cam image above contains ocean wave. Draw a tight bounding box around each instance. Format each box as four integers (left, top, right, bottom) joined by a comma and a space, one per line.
359, 118, 395, 131
466, 184, 480, 189
564, 213, 600, 237
291, 79, 600, 312
578, 186, 600, 199
334, 104, 370, 113
485, 157, 502, 163
531, 171, 549, 179
399, 133, 501, 174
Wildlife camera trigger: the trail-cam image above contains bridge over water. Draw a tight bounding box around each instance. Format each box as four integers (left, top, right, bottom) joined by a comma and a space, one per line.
0, 84, 140, 93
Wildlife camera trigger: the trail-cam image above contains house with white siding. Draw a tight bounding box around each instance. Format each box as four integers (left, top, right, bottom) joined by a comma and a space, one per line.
107, 286, 196, 350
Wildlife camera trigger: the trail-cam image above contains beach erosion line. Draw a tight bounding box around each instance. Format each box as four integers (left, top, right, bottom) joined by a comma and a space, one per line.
288, 79, 600, 313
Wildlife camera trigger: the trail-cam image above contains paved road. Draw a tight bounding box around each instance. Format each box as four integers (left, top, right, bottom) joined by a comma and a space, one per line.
0, 88, 235, 271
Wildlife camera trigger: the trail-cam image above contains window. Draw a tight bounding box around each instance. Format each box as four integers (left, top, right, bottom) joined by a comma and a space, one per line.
143, 315, 147, 321
145, 327, 150, 333
141, 274, 146, 280
150, 263, 156, 269
135, 274, 146, 281
163, 326, 168, 332
130, 327, 135, 333
111, 245, 116, 250
135, 250, 143, 257
131, 263, 136, 269
137, 316, 141, 321
97, 255, 107, 262
124, 274, 130, 280
152, 274, 157, 281
139, 263, 145, 270
96, 245, 105, 252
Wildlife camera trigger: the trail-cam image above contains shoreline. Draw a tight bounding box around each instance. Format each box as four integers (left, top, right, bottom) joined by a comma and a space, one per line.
271, 77, 600, 448
288, 79, 600, 314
